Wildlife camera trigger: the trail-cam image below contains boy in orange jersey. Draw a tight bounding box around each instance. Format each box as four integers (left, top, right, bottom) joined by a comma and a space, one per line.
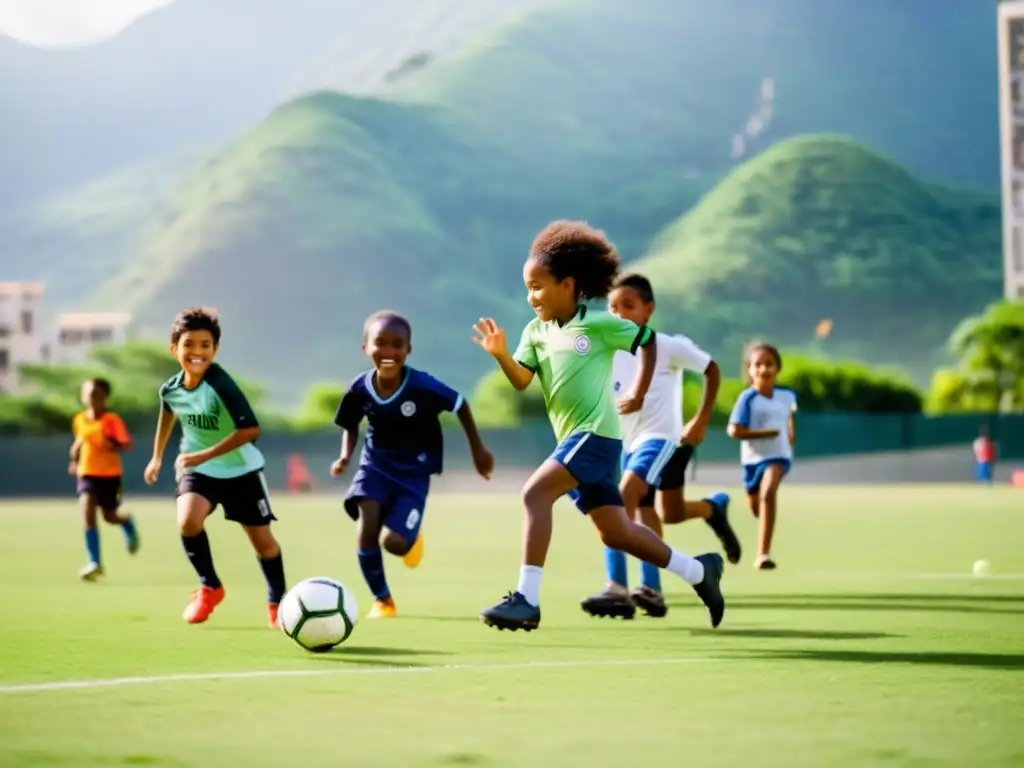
69, 378, 140, 581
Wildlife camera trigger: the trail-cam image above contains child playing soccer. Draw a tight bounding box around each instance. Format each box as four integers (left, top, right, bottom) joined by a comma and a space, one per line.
727, 342, 797, 570
69, 377, 139, 581
143, 307, 287, 626
472, 221, 725, 632
580, 273, 741, 620
331, 310, 494, 619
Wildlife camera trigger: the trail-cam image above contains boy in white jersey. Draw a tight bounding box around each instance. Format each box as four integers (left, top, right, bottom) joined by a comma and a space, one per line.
727, 342, 797, 570
581, 274, 741, 620
472, 221, 725, 632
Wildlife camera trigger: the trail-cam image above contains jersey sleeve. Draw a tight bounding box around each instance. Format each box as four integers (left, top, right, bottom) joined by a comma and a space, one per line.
72, 413, 82, 438
102, 414, 131, 445
158, 380, 173, 413
512, 323, 539, 372
418, 372, 464, 414
333, 379, 366, 431
593, 312, 653, 354
729, 388, 757, 427
206, 367, 259, 429
664, 334, 712, 372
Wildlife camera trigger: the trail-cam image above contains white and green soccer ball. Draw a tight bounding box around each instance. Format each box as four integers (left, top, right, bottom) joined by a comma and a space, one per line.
279, 577, 358, 653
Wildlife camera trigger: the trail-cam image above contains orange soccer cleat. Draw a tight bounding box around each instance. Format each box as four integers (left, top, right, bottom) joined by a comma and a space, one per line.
402, 534, 424, 569
367, 597, 398, 619
182, 585, 225, 624
267, 603, 279, 628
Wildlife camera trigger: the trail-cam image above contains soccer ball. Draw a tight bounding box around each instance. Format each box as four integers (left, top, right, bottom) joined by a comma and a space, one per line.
279, 577, 359, 653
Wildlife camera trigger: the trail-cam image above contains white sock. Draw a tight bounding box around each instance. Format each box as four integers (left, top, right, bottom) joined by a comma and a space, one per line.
517, 565, 543, 606
666, 549, 704, 585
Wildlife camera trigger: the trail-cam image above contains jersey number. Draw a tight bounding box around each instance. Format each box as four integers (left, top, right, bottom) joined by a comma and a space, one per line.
405, 508, 421, 530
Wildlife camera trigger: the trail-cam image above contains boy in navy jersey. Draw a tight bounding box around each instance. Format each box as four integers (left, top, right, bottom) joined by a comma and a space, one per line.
331, 311, 494, 618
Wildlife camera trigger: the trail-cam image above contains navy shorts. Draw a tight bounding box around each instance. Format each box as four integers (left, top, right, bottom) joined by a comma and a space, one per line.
344, 467, 428, 542
553, 432, 623, 513
743, 459, 791, 495
77, 476, 123, 511
623, 441, 693, 507
177, 469, 276, 527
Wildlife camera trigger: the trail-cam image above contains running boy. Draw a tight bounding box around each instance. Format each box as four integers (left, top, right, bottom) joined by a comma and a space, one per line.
581, 273, 741, 620
472, 220, 725, 632
331, 311, 494, 619
69, 377, 139, 581
143, 307, 286, 626
727, 342, 797, 570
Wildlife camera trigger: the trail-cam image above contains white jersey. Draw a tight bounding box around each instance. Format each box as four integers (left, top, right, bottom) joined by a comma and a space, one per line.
612, 332, 711, 452
729, 386, 798, 465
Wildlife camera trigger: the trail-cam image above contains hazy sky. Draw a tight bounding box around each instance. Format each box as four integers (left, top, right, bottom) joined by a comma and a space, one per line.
0, 0, 173, 47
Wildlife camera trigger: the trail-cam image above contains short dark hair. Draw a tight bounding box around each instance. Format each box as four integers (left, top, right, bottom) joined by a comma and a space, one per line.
529, 220, 621, 300
613, 273, 654, 304
87, 377, 112, 396
744, 341, 783, 381
363, 310, 412, 344
170, 307, 222, 345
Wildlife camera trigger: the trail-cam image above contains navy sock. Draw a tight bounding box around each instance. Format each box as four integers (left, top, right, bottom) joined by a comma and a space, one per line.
357, 547, 391, 600
181, 531, 221, 589
120, 514, 138, 544
641, 560, 662, 592
604, 547, 628, 588
84, 527, 101, 565
259, 553, 286, 604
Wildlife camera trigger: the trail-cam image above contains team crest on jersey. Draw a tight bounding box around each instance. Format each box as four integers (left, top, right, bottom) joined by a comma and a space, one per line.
401, 401, 417, 417
573, 334, 591, 355
613, 380, 622, 392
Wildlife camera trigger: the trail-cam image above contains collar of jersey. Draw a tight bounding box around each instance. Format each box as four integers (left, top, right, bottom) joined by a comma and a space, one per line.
550, 304, 587, 329
363, 366, 411, 405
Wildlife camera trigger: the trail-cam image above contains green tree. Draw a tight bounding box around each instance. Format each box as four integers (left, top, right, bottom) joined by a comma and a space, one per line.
944, 299, 1024, 412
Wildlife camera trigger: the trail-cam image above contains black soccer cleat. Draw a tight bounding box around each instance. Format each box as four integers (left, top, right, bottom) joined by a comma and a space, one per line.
580, 586, 637, 620
630, 585, 668, 618
705, 493, 742, 565
480, 591, 541, 632
692, 553, 725, 628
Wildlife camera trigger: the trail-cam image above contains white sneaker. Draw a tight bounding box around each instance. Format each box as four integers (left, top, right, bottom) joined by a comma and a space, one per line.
79, 562, 103, 581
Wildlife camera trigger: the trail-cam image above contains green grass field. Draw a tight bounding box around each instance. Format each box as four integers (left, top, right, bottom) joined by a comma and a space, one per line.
1, 484, 1022, 767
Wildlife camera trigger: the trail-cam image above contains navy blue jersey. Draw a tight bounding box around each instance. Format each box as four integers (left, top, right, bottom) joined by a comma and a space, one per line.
334, 367, 464, 477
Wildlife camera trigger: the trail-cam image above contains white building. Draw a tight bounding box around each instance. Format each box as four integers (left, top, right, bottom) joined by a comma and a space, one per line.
52, 312, 133, 365
998, 2, 1024, 300
0, 282, 134, 393
0, 282, 47, 394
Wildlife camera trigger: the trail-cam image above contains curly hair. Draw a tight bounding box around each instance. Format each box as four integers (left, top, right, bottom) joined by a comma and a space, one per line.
363, 310, 412, 344
529, 220, 621, 300
170, 307, 222, 345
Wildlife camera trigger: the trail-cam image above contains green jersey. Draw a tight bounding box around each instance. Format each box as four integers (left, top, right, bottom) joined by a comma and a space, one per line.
513, 305, 653, 443
159, 363, 264, 479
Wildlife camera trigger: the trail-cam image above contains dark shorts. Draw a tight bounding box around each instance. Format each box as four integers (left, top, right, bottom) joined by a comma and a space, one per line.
976, 461, 994, 482
77, 476, 123, 511
344, 467, 428, 542
553, 432, 623, 514
623, 441, 694, 507
177, 469, 276, 527
743, 459, 791, 495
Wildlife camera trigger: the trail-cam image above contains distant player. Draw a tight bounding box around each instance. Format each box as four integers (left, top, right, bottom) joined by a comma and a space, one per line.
143, 307, 287, 627
727, 342, 797, 570
972, 425, 997, 484
331, 311, 494, 619
581, 273, 740, 620
472, 220, 725, 632
69, 377, 139, 581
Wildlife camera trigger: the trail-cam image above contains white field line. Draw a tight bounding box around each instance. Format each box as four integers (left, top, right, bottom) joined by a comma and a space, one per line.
906, 573, 1024, 581
0, 656, 712, 695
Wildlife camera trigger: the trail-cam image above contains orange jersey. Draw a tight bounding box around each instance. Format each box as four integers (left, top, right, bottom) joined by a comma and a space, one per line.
72, 411, 131, 478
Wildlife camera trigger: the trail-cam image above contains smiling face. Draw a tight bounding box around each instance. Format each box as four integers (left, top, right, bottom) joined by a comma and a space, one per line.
363, 319, 411, 384
747, 347, 780, 388
523, 257, 576, 324
608, 285, 653, 327
171, 329, 217, 379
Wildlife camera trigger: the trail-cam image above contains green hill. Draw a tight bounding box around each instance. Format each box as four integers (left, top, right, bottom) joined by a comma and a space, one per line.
633, 135, 1003, 382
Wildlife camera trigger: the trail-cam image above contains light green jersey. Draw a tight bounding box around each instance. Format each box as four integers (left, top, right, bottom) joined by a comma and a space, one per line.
159, 363, 265, 479
513, 305, 653, 443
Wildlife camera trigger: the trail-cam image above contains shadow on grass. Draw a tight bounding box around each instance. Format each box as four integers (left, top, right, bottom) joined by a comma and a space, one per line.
752, 648, 1024, 671
666, 592, 1024, 615
683, 628, 899, 640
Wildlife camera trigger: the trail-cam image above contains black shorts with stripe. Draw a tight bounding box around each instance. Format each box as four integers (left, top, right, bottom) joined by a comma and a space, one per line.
177, 470, 276, 527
